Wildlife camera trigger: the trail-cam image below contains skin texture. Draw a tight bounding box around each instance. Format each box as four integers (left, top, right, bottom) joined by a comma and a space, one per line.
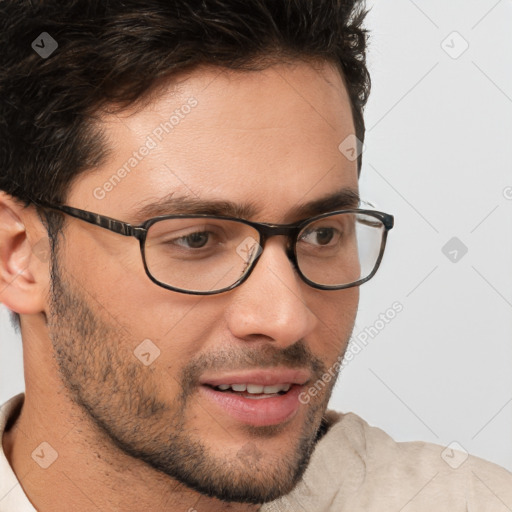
0, 60, 359, 512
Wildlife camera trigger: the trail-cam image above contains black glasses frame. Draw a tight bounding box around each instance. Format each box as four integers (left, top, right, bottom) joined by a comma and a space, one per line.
34, 201, 394, 295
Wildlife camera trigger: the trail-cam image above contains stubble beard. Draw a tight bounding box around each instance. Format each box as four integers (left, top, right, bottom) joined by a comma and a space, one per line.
46, 256, 341, 504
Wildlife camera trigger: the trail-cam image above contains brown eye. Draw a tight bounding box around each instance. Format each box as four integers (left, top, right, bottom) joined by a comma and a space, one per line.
176, 232, 210, 249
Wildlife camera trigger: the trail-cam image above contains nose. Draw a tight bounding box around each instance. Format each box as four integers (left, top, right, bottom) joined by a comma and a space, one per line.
224, 237, 318, 348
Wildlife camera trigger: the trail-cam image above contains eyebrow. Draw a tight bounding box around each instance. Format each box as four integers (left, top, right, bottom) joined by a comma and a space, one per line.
129, 188, 361, 224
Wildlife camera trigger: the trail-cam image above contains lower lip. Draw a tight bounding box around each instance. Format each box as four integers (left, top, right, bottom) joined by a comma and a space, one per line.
199, 385, 303, 427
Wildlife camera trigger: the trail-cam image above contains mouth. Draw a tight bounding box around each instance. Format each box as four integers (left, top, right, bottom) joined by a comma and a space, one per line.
198, 368, 310, 427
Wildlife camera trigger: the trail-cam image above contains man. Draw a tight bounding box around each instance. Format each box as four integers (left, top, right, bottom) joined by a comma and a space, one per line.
0, 0, 511, 511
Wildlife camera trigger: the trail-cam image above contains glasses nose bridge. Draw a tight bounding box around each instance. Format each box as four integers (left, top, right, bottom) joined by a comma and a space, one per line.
255, 222, 300, 245
254, 223, 299, 263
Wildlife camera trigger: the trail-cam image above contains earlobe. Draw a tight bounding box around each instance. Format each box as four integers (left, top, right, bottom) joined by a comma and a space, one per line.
0, 193, 49, 316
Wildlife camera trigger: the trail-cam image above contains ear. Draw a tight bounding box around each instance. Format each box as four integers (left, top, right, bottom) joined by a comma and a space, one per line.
0, 192, 50, 316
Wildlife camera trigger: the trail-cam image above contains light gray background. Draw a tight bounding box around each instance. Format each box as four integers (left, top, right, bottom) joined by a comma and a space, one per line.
1, 0, 512, 471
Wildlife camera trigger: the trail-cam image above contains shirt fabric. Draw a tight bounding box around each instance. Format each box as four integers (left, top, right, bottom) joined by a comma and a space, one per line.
1, 392, 511, 511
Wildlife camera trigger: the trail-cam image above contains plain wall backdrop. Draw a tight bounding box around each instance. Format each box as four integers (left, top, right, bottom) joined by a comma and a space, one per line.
1, 0, 512, 472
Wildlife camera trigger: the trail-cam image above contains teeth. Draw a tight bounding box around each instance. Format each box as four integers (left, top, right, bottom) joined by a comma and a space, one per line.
263, 384, 291, 394
247, 384, 264, 394
215, 383, 292, 394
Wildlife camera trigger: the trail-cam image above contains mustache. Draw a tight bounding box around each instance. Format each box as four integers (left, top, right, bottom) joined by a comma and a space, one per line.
180, 340, 327, 393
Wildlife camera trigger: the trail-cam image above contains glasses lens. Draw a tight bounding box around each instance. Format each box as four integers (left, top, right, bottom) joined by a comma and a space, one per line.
296, 212, 385, 287
144, 217, 260, 293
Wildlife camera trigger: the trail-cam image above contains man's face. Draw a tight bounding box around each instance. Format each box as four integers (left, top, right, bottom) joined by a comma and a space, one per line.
46, 60, 359, 503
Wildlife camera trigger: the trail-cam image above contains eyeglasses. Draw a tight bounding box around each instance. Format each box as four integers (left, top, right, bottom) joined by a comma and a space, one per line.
34, 201, 394, 295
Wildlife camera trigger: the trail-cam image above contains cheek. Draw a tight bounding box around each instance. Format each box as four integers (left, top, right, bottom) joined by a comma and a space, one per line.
310, 287, 359, 357
63, 237, 223, 365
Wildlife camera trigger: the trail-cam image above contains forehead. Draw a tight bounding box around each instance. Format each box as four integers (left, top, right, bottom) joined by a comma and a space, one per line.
71, 59, 359, 223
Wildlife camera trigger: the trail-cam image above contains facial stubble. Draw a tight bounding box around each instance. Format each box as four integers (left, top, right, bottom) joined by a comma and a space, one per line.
45, 253, 345, 504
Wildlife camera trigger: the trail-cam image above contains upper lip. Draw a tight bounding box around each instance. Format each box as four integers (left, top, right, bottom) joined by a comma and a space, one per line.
200, 368, 311, 388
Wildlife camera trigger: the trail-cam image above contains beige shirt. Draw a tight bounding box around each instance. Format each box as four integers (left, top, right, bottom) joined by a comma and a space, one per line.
1, 393, 511, 511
